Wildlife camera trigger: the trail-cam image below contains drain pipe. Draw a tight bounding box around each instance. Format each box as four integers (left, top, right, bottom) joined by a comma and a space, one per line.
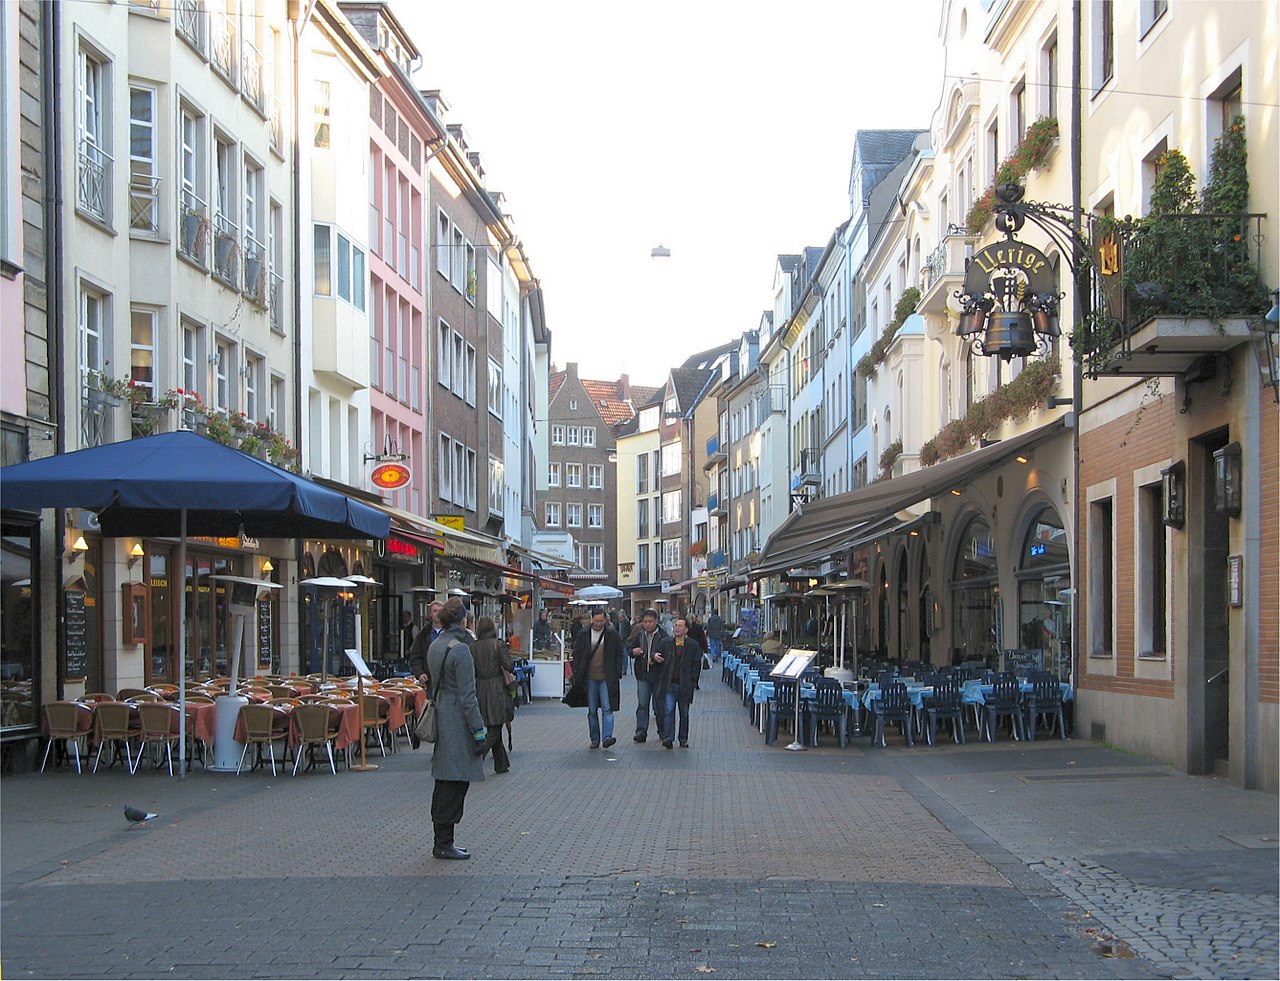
45, 0, 66, 702
1069, 0, 1083, 725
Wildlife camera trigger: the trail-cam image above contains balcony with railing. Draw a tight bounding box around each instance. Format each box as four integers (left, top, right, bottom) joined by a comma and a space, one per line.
242, 232, 266, 305
175, 0, 202, 51
129, 173, 161, 233
790, 446, 822, 492
241, 40, 264, 113
210, 10, 237, 85
178, 187, 209, 265
211, 211, 240, 286
706, 491, 723, 515
709, 549, 727, 570
703, 432, 726, 470
269, 267, 285, 332
1079, 212, 1272, 379
918, 228, 975, 313
77, 140, 112, 224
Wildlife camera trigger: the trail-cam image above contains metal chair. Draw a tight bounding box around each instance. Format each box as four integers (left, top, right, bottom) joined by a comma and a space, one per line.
1024, 676, 1067, 740
765, 680, 806, 746
981, 677, 1025, 742
922, 679, 966, 746
806, 681, 849, 748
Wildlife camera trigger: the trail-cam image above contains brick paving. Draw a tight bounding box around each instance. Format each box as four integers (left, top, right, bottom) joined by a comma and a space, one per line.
2, 673, 1274, 979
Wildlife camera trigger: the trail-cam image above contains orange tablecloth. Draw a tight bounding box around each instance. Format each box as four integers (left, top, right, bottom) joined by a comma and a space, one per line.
185, 701, 218, 744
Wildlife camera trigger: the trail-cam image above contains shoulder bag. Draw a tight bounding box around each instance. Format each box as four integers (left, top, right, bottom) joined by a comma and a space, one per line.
416, 639, 461, 743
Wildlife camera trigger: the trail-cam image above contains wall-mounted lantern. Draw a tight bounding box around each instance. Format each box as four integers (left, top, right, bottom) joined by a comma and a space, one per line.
1213, 442, 1242, 517
1160, 461, 1185, 529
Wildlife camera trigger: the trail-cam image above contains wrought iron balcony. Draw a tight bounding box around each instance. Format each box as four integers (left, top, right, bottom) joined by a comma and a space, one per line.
1080, 212, 1271, 379
791, 446, 822, 491
77, 141, 112, 224
269, 268, 285, 331
129, 173, 160, 233
918, 228, 975, 313
241, 40, 264, 112
243, 233, 266, 305
269, 98, 283, 154
709, 550, 727, 570
212, 211, 240, 286
175, 0, 202, 51
210, 10, 237, 85
178, 188, 209, 265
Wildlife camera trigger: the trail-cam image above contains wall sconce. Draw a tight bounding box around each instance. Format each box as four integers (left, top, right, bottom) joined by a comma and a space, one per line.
128, 542, 145, 568
1213, 442, 1242, 517
1161, 460, 1185, 529
262, 558, 274, 574
69, 534, 89, 561
1249, 288, 1279, 403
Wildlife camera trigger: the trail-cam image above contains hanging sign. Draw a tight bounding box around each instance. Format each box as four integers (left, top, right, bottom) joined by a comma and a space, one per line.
370, 462, 412, 490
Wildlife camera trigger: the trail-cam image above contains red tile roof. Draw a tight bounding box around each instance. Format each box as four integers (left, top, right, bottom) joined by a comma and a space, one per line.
581, 379, 637, 428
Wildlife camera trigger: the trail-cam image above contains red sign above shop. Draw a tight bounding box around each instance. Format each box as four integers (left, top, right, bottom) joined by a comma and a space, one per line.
370, 462, 412, 490
380, 534, 423, 563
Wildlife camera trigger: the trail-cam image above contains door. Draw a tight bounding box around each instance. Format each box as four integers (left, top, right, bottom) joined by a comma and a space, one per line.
1193, 431, 1231, 773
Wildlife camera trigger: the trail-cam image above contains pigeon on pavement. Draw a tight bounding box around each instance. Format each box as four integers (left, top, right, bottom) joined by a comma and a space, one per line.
124, 805, 157, 827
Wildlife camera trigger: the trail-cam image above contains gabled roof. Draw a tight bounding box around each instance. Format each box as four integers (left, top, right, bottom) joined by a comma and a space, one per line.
582, 379, 637, 429
855, 129, 926, 166
548, 373, 566, 405
680, 339, 737, 371
777, 254, 801, 274
631, 385, 663, 407
668, 367, 716, 416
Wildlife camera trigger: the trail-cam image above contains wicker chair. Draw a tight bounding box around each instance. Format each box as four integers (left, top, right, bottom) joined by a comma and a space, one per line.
40, 701, 95, 773
292, 703, 341, 775
236, 704, 285, 776
92, 701, 137, 773
135, 702, 181, 775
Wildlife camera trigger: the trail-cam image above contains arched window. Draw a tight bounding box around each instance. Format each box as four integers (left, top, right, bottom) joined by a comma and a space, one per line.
1016, 506, 1071, 680
950, 515, 999, 667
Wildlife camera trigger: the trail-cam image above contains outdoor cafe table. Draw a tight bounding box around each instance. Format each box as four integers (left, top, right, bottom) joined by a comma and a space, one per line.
859, 680, 1073, 740
751, 681, 858, 732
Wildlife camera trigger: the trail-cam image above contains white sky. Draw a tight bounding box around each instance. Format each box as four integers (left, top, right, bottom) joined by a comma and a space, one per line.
402, 0, 946, 388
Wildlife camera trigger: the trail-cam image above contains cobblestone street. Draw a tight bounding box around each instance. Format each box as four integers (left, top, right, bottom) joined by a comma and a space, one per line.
2, 678, 1275, 979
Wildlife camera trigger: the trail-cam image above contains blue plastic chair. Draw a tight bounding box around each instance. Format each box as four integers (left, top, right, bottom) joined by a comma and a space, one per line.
982, 677, 1025, 742
872, 681, 914, 747
765, 680, 807, 746
923, 679, 966, 746
806, 681, 849, 748
1024, 676, 1067, 740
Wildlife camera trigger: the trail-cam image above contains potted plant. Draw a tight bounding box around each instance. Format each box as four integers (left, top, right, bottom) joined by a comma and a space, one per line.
86, 369, 130, 408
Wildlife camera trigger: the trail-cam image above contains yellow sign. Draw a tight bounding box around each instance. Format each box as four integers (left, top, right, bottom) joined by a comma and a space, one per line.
433, 514, 465, 531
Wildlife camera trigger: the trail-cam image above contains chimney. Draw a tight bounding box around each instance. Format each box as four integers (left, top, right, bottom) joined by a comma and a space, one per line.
617, 373, 631, 402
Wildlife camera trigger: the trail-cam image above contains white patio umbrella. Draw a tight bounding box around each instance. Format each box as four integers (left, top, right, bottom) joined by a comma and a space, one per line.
574, 584, 623, 601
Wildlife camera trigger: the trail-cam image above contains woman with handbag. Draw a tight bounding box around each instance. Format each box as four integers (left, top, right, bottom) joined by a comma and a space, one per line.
569, 609, 625, 749
469, 616, 516, 774
424, 597, 487, 860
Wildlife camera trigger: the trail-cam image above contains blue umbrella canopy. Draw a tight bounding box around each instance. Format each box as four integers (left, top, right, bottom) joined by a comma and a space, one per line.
0, 430, 389, 540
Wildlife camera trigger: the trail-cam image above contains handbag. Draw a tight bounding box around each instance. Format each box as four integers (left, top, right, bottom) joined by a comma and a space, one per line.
416, 640, 460, 743
561, 632, 602, 708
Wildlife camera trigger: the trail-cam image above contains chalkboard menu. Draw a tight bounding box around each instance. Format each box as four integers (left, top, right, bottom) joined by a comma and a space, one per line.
1002, 648, 1044, 675
257, 599, 273, 669
64, 591, 88, 680
339, 604, 357, 651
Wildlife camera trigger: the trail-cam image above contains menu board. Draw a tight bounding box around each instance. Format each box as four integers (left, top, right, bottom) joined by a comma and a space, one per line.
257, 599, 273, 669
64, 591, 88, 680
737, 607, 762, 639
1002, 648, 1044, 675
339, 604, 357, 651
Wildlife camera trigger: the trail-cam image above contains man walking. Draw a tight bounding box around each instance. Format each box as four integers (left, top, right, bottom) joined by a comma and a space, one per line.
653, 616, 703, 749
627, 608, 665, 742
705, 609, 725, 662
570, 609, 625, 749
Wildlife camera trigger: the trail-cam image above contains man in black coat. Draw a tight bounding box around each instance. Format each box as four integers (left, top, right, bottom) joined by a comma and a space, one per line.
627, 608, 666, 742
653, 616, 704, 749
569, 609, 625, 749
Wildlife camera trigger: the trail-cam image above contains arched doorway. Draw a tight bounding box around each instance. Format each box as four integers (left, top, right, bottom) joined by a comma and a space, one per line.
950, 515, 999, 667
1015, 505, 1071, 680
895, 547, 910, 660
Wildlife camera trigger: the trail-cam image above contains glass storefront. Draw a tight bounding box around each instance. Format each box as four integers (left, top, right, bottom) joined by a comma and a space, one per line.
1, 520, 39, 732
1016, 507, 1072, 681
951, 516, 999, 666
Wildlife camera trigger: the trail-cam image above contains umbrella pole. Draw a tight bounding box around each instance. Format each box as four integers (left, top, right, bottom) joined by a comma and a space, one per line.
178, 510, 187, 780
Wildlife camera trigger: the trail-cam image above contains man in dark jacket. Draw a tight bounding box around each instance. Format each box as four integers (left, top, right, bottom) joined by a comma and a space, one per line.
570, 609, 625, 749
705, 610, 725, 661
627, 608, 666, 742
653, 616, 703, 749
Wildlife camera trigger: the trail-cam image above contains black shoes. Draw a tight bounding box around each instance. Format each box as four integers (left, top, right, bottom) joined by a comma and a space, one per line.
589, 741, 600, 749
633, 733, 646, 743
409, 732, 421, 750
602, 736, 617, 748
679, 741, 689, 748
662, 739, 674, 749
433, 845, 470, 860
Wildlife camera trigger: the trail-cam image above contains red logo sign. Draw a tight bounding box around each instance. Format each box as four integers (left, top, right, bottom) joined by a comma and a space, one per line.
370, 462, 412, 490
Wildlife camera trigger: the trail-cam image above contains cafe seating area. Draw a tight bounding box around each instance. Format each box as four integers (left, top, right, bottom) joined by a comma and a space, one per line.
37, 673, 430, 777
722, 648, 1072, 750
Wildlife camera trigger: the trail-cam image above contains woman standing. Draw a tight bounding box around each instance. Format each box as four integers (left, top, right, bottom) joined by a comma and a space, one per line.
425, 597, 488, 860
469, 616, 516, 773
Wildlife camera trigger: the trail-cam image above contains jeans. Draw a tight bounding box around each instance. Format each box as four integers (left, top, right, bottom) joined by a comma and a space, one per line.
634, 677, 664, 737
586, 678, 614, 743
662, 688, 690, 744
708, 638, 723, 660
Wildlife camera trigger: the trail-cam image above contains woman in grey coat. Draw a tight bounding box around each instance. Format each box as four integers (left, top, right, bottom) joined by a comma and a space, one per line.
469, 616, 516, 773
425, 597, 488, 860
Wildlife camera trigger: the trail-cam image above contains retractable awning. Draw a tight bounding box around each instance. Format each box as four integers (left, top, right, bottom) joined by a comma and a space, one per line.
756, 419, 1067, 570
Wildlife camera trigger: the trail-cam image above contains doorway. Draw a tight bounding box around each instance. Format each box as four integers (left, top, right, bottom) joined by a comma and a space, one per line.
1191, 429, 1231, 774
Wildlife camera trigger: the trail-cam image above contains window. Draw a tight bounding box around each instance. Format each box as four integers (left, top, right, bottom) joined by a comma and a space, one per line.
662, 539, 682, 571
464, 242, 476, 302
1207, 67, 1243, 147
314, 227, 367, 311
1140, 0, 1168, 38
1041, 32, 1059, 118
269, 201, 284, 331
464, 343, 476, 406
244, 353, 263, 421
548, 462, 560, 487
79, 285, 107, 386
661, 490, 682, 525
569, 398, 578, 410
588, 504, 603, 528
582, 426, 596, 447
243, 159, 264, 295
637, 544, 650, 582
551, 425, 565, 445
852, 455, 867, 490
77, 45, 111, 223
566, 463, 582, 488
181, 320, 202, 394
637, 499, 649, 538
489, 457, 503, 515
588, 464, 603, 489
1137, 480, 1167, 657
436, 210, 450, 277
1088, 495, 1115, 656
437, 320, 451, 389
1011, 78, 1026, 144
128, 86, 158, 233
130, 308, 156, 399
438, 433, 452, 501
567, 426, 579, 446
178, 106, 207, 261
1142, 139, 1169, 215
636, 452, 649, 493
487, 359, 503, 416
587, 545, 603, 574
545, 502, 560, 527
660, 441, 681, 477
337, 232, 351, 302
313, 224, 331, 296
270, 375, 284, 431
451, 226, 465, 290
1093, 0, 1114, 93
213, 336, 234, 411
314, 79, 330, 147
566, 503, 582, 528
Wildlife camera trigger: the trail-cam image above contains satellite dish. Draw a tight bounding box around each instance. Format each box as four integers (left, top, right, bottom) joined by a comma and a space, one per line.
650, 244, 671, 258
